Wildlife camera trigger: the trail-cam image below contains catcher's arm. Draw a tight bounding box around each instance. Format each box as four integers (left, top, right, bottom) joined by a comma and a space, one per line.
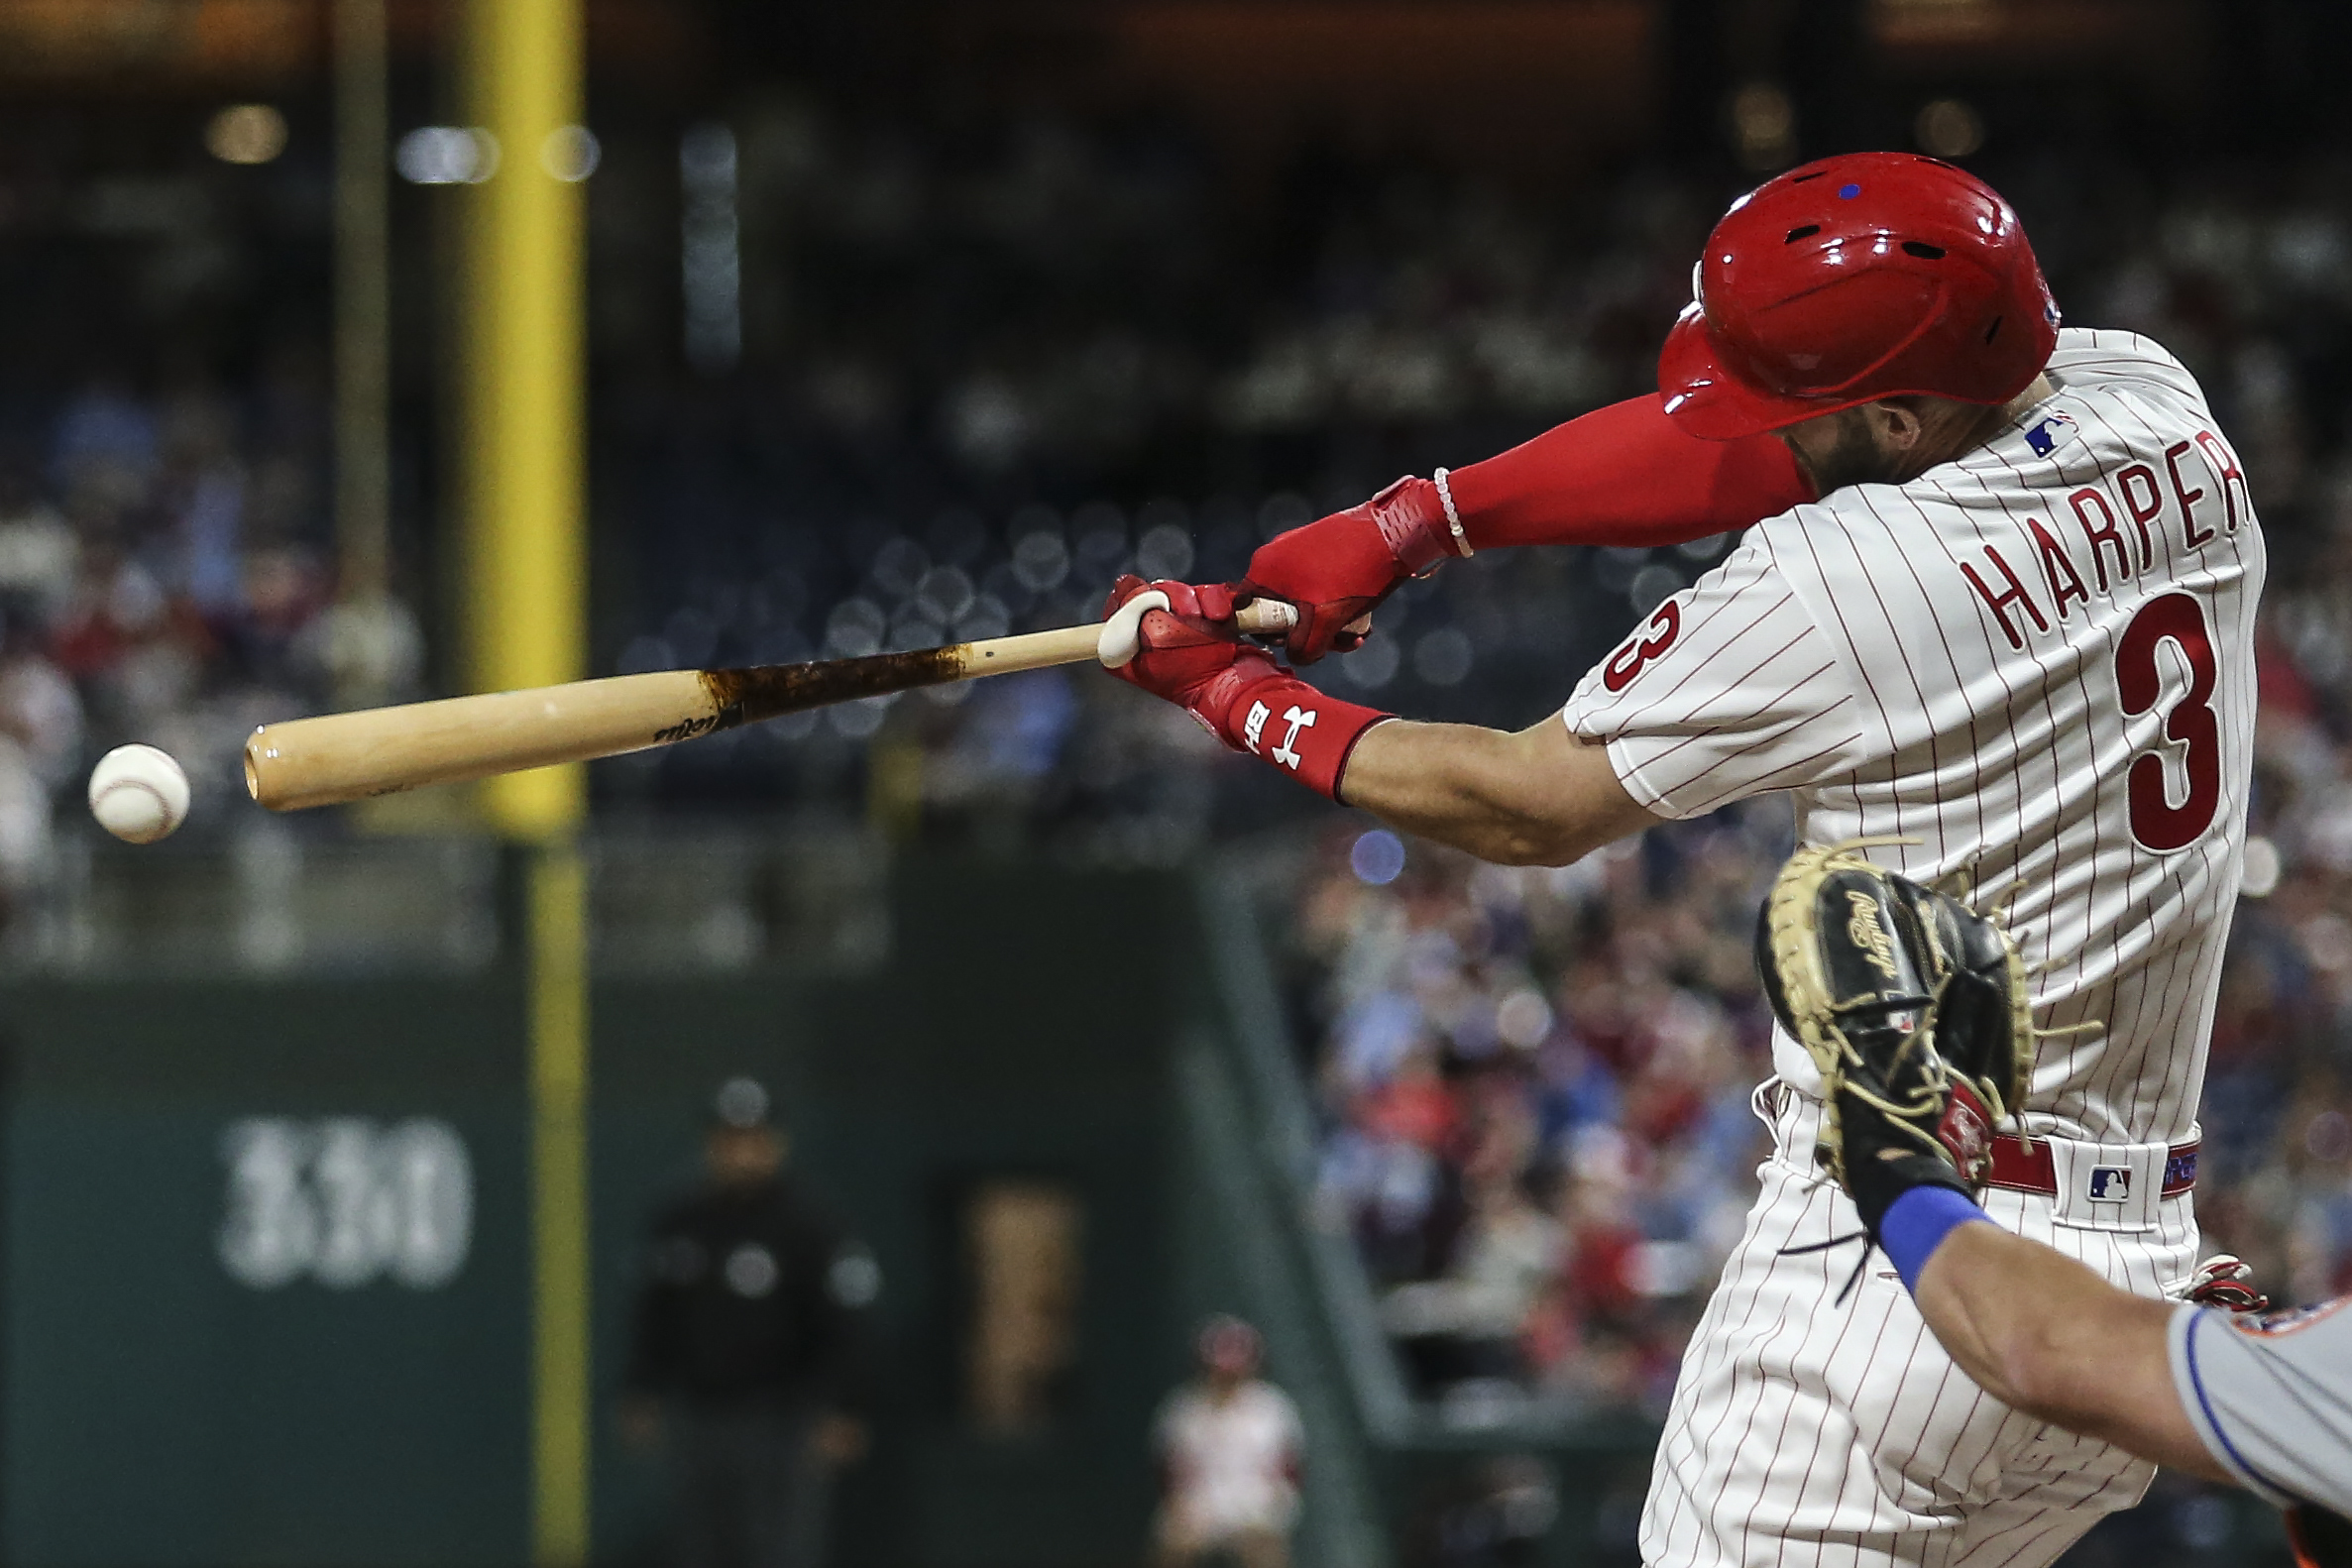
1911, 1219, 2225, 1481
1766, 848, 2254, 1491
1339, 719, 1663, 867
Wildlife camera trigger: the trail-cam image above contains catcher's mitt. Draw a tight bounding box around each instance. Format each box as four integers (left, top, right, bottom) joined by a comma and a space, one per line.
1755, 841, 2035, 1235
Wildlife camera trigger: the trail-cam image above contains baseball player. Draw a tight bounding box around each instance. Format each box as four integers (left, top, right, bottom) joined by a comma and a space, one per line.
1748, 843, 2350, 1567
620, 1079, 875, 1568
1152, 1316, 1306, 1568
1884, 1181, 2351, 1567
1105, 150, 2266, 1565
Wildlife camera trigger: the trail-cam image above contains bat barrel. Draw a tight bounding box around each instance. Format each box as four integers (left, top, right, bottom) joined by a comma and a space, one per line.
245, 670, 719, 811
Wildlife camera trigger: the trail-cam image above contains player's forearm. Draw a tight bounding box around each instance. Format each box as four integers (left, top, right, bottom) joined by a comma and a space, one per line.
1339, 718, 1658, 866
1230, 397, 1810, 664
1914, 1221, 2225, 1479
1445, 394, 1813, 551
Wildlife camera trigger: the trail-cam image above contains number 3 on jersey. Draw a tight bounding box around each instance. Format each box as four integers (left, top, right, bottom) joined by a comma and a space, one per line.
2115, 592, 2221, 853
1603, 602, 1682, 693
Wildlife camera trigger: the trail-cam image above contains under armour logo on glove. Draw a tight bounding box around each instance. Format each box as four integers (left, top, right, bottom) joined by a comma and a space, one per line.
1097, 573, 1391, 801
1270, 706, 1317, 769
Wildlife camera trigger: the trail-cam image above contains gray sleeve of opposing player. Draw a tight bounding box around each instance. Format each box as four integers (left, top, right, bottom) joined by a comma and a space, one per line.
2168, 1300, 2352, 1516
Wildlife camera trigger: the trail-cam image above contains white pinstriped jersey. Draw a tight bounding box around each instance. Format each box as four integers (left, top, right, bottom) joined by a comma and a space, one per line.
1563, 328, 2263, 1147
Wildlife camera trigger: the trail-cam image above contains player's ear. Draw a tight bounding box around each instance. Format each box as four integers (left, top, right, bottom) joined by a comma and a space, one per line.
1868, 399, 1929, 453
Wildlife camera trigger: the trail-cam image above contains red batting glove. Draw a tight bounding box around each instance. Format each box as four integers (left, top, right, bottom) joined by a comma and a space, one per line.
2183, 1254, 2270, 1314
1236, 475, 1463, 664
1102, 576, 1393, 801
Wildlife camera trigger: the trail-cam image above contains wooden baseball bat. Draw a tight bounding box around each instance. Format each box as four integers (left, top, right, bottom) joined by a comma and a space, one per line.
245, 599, 1293, 812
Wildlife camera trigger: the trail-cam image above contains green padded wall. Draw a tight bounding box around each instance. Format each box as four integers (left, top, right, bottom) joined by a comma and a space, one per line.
0, 976, 530, 1567
0, 861, 1201, 1568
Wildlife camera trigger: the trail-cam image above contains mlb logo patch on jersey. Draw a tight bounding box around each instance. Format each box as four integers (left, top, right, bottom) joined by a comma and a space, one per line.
2024, 411, 2076, 457
2086, 1165, 2132, 1202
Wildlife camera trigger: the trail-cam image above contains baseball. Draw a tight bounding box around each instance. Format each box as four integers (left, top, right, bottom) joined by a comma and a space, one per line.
88, 744, 191, 844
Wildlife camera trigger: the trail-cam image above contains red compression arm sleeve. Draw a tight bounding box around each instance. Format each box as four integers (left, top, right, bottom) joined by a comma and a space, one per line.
1445, 394, 1813, 550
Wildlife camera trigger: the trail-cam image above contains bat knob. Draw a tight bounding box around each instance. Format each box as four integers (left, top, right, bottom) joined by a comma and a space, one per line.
1097, 590, 1172, 668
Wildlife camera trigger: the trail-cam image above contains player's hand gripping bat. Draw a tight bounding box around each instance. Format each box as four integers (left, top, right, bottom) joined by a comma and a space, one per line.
244, 595, 1295, 811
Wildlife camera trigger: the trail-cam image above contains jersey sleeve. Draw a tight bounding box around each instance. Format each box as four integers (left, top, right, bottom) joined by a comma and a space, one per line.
2168, 1299, 2352, 1517
1560, 538, 1878, 820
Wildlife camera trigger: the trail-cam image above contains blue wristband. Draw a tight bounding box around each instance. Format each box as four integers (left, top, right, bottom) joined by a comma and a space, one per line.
1879, 1185, 1991, 1293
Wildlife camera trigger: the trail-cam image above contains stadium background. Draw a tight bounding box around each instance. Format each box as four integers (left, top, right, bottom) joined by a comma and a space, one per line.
0, 0, 2345, 1563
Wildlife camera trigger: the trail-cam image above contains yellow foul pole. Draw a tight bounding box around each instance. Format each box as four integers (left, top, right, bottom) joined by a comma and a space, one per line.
462, 0, 587, 814
460, 3, 591, 1564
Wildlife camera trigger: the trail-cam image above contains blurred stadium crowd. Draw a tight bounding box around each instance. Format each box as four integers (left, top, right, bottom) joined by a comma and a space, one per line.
590, 98, 1692, 821
0, 342, 409, 888
1286, 818, 1782, 1422
11, 91, 2352, 1436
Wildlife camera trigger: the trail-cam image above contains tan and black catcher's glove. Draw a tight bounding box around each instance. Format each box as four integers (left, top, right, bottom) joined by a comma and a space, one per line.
1755, 841, 2035, 1238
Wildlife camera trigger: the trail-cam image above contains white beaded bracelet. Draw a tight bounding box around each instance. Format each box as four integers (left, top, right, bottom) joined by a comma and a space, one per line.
1432, 467, 1474, 557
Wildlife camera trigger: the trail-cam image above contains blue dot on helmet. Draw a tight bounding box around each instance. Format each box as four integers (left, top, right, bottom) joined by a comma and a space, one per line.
1838, 182, 1862, 199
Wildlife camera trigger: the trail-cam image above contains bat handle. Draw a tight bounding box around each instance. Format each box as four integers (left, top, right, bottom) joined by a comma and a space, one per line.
1097, 595, 1297, 668
1235, 600, 1298, 636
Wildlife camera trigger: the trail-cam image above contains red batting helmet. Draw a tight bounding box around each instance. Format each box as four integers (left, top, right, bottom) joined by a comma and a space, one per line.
1658, 152, 2059, 440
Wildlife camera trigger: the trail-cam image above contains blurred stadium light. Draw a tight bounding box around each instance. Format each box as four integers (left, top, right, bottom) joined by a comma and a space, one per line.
1913, 96, 1986, 159
203, 103, 288, 166
396, 125, 501, 185
680, 123, 741, 375
541, 123, 601, 183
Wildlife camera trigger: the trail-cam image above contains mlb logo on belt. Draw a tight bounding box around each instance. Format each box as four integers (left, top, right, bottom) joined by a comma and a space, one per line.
2086, 1166, 2132, 1202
